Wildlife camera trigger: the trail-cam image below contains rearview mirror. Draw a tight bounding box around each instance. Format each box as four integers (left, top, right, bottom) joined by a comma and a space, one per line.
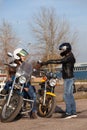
7, 52, 13, 57
9, 63, 17, 67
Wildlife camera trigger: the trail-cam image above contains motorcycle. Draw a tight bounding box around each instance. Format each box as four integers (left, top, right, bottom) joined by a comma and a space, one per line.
0, 53, 35, 122
0, 52, 57, 122
37, 70, 57, 118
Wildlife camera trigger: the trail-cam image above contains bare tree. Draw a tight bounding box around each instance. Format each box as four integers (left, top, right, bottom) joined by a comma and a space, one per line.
31, 8, 78, 71
0, 21, 19, 68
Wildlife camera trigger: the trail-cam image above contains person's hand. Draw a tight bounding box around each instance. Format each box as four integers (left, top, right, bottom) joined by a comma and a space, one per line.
34, 60, 42, 70
37, 60, 43, 66
37, 60, 42, 64
37, 60, 47, 66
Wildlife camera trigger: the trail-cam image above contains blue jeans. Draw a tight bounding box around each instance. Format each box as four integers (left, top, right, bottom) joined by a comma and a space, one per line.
63, 78, 76, 115
4, 76, 15, 91
4, 80, 12, 91
25, 82, 37, 113
4, 80, 37, 113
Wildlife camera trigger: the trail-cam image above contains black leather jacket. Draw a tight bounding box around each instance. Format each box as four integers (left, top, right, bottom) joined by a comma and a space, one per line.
42, 52, 76, 79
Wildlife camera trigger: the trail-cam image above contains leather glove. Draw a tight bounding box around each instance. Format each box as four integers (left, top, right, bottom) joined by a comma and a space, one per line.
37, 60, 43, 66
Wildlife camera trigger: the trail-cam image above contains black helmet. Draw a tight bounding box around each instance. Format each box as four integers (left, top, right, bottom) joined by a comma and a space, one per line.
59, 42, 72, 56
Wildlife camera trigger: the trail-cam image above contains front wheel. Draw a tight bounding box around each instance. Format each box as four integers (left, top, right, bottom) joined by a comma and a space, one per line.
1, 93, 23, 122
37, 95, 56, 118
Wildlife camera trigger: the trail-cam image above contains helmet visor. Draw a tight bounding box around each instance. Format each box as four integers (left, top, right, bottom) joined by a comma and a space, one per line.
18, 49, 28, 57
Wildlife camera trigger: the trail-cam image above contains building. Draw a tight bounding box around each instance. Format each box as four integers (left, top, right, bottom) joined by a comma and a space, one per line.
55, 62, 87, 80
0, 68, 7, 92
0, 68, 7, 82
74, 62, 87, 80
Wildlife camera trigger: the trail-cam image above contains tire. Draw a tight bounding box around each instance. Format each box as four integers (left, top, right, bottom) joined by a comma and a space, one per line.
1, 93, 23, 122
0, 97, 6, 116
37, 95, 56, 118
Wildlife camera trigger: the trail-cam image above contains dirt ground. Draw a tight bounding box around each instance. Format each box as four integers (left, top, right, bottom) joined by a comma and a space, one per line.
0, 83, 87, 130
0, 98, 87, 130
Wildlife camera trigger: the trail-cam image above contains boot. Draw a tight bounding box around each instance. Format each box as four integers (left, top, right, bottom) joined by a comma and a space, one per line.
30, 112, 37, 119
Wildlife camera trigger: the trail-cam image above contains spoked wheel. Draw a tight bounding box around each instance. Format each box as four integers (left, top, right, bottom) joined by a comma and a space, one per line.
37, 95, 56, 118
1, 93, 23, 122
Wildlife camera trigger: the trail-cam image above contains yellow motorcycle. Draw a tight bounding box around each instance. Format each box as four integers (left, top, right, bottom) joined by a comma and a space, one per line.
37, 71, 57, 118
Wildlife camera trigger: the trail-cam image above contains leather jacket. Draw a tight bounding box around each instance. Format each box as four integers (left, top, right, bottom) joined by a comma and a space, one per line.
42, 52, 76, 79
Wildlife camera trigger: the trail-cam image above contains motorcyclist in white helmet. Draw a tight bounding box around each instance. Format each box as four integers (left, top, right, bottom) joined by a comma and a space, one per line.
2, 48, 37, 119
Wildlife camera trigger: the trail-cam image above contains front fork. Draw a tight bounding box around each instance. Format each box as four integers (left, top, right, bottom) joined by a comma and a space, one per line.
43, 83, 56, 106
43, 82, 47, 106
6, 76, 16, 106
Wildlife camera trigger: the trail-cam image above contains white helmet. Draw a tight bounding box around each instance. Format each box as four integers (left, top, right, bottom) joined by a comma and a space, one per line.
13, 48, 28, 60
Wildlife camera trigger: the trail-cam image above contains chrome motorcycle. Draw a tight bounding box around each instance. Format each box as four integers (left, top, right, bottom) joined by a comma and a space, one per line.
0, 57, 35, 122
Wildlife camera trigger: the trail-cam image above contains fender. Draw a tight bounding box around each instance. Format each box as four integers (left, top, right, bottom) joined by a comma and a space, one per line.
46, 92, 56, 97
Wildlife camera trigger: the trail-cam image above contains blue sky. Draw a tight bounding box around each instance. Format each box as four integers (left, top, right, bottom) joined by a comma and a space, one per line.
0, 0, 87, 63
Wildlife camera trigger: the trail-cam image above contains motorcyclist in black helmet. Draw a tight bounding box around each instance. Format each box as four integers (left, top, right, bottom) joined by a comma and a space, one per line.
38, 42, 77, 119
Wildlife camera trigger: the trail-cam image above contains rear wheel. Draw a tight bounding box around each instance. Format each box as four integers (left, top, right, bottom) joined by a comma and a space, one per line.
37, 95, 56, 118
1, 93, 23, 122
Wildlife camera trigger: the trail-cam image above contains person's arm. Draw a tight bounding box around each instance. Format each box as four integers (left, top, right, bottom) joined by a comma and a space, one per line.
42, 59, 62, 65
41, 53, 75, 66
37, 52, 75, 67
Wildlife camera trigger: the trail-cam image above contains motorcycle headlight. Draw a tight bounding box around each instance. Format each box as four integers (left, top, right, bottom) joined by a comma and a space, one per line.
19, 76, 26, 84
49, 79, 56, 87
